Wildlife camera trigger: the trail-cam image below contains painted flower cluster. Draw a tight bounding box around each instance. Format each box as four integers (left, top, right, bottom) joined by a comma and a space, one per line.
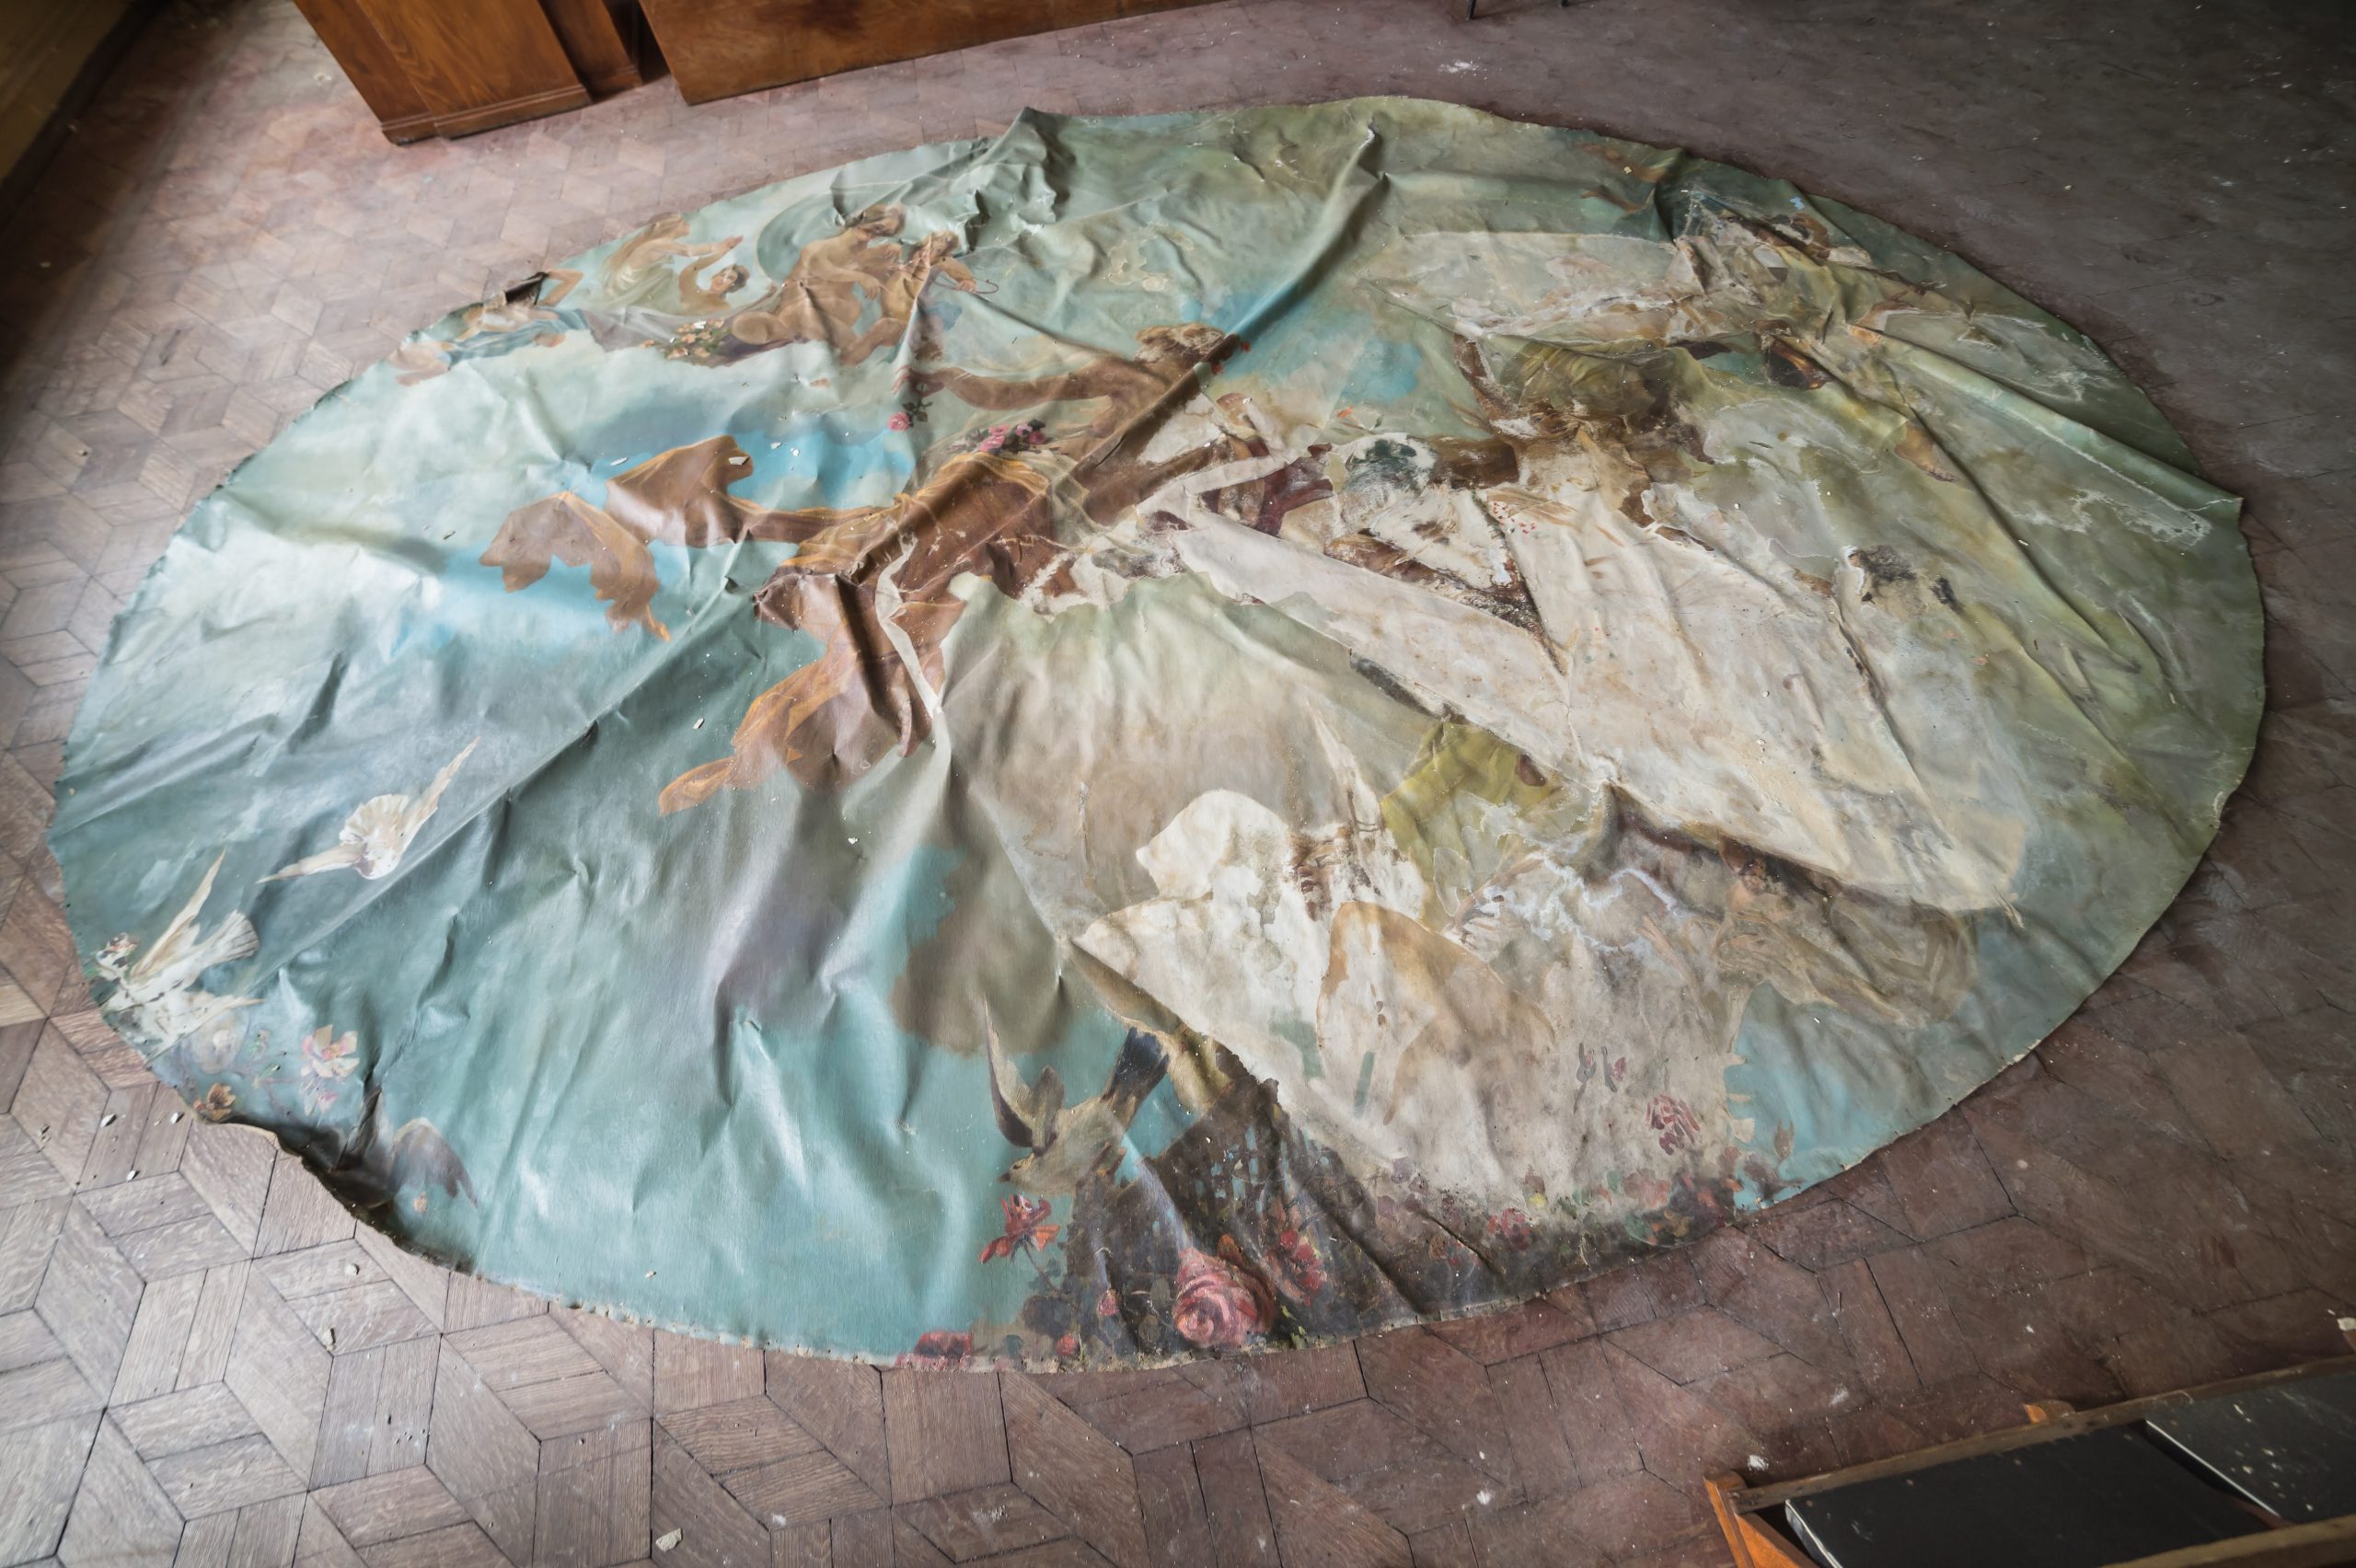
954, 418, 1049, 456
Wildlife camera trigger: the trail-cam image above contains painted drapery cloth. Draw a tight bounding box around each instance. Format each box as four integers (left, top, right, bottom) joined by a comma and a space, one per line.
53, 100, 2260, 1366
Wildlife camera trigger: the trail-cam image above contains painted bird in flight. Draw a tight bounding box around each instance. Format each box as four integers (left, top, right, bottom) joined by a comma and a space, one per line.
334, 1085, 477, 1211
94, 851, 259, 1055
987, 1013, 1169, 1196
263, 738, 480, 882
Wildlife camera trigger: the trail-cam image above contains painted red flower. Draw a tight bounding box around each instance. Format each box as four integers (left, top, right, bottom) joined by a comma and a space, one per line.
899, 1330, 973, 1369
1275, 1228, 1324, 1297
1055, 1333, 1079, 1359
1647, 1095, 1701, 1154
1267, 1205, 1326, 1300
887, 409, 913, 431
979, 1195, 1058, 1263
1487, 1208, 1533, 1251
1172, 1241, 1275, 1350
1095, 1287, 1121, 1319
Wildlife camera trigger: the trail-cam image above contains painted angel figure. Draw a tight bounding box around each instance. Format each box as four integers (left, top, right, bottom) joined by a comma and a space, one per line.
710, 204, 910, 360
595, 213, 746, 314
840, 229, 984, 366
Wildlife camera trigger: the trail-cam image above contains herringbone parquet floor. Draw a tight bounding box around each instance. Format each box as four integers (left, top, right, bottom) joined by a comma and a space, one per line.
2, 2, 2352, 1566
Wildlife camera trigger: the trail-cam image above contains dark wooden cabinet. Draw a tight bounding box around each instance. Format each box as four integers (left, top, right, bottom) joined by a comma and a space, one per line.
539, 0, 645, 96
637, 0, 1216, 104
294, 0, 644, 142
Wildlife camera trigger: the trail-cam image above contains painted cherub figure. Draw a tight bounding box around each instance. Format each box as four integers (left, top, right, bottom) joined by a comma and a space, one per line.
840, 230, 982, 365
388, 271, 586, 382
596, 213, 745, 313
719, 204, 910, 357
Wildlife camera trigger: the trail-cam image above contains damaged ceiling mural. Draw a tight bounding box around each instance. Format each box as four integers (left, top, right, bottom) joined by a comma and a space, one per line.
52, 99, 2262, 1367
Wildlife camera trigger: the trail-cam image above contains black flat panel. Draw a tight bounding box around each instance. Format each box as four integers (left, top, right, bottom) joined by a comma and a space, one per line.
1784, 1426, 2263, 1568
2146, 1368, 2356, 1524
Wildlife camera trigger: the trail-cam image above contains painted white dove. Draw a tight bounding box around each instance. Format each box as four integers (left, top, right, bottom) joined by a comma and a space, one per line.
263, 738, 480, 882
95, 852, 259, 1054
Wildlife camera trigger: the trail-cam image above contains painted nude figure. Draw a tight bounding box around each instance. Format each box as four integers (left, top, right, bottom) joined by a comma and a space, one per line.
721, 205, 908, 356
597, 213, 745, 314
840, 229, 982, 365
387, 271, 586, 381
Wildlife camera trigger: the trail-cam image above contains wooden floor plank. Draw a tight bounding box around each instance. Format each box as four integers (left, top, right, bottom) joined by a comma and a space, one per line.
881, 1370, 1007, 1505
223, 1270, 332, 1483
763, 1354, 890, 1505
1253, 1443, 1411, 1568
1002, 1374, 1147, 1568
0, 1412, 98, 1565
309, 1467, 471, 1549
423, 1346, 537, 1562
650, 1431, 766, 1568
57, 1418, 179, 1568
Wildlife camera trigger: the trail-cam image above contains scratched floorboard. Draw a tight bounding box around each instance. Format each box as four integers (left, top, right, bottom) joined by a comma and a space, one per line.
0, 2, 2351, 1564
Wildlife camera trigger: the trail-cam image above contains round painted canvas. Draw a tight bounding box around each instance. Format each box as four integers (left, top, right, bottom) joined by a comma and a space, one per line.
52, 98, 2262, 1366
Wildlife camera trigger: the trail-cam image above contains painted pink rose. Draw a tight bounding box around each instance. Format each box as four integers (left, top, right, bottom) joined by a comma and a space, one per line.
1171, 1244, 1274, 1350
887, 410, 913, 432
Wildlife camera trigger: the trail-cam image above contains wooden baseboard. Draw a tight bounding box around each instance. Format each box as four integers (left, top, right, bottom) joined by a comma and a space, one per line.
427, 80, 592, 138
640, 0, 1219, 104
377, 108, 441, 144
